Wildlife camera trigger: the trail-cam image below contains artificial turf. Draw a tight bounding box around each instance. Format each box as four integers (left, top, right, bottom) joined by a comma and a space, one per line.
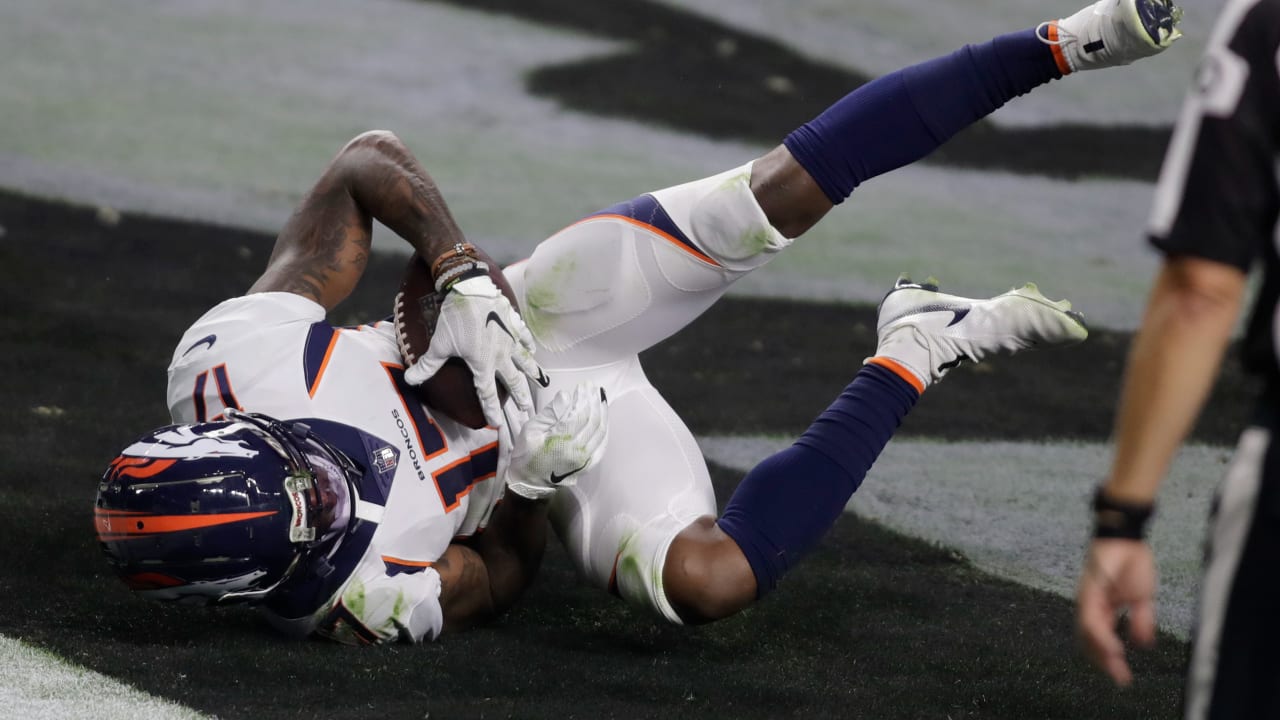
0, 188, 1215, 718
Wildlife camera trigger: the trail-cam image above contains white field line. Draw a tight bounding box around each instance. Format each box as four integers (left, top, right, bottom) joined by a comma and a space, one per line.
0, 634, 209, 720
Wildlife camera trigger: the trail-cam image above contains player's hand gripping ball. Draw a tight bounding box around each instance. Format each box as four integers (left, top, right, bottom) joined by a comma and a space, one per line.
394, 250, 543, 429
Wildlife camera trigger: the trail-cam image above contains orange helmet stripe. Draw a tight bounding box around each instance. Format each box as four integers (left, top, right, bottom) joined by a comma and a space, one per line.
95, 509, 277, 538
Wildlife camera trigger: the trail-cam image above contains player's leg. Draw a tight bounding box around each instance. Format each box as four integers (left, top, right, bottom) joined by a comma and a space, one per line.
754, 0, 1183, 238
522, 356, 720, 624
663, 277, 1089, 622
508, 0, 1182, 370
507, 162, 790, 369
1184, 421, 1280, 720
501, 189, 768, 622
507, 1, 1181, 368
542, 275, 1088, 624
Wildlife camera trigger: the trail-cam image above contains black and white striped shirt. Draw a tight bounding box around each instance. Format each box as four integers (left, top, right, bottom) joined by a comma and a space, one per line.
1147, 0, 1280, 388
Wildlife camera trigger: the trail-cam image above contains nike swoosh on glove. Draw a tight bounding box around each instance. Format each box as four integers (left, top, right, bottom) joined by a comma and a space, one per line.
403, 275, 546, 429
505, 384, 609, 501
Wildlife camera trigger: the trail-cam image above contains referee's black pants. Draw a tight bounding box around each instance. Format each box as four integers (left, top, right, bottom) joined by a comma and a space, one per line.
1186, 403, 1280, 719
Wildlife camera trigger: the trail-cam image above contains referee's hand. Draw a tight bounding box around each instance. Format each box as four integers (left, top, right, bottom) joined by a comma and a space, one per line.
1075, 538, 1158, 686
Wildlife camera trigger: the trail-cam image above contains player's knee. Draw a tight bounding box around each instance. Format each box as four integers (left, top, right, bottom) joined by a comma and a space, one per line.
681, 166, 792, 271
748, 144, 834, 239
663, 517, 757, 624
341, 129, 404, 159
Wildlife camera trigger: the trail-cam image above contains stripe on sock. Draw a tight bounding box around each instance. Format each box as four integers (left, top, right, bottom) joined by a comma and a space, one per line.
866, 356, 925, 395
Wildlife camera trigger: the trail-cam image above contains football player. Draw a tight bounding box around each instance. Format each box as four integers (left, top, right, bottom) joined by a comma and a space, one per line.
98, 130, 608, 642
97, 0, 1181, 640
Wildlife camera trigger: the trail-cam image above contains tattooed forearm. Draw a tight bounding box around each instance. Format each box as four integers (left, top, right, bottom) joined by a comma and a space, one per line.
435, 494, 550, 632
250, 129, 466, 311
345, 132, 467, 260
250, 195, 372, 307
435, 544, 497, 631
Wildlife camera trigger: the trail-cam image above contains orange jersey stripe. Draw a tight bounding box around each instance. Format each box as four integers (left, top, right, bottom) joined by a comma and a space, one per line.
308, 331, 342, 398
468, 441, 499, 482
381, 555, 434, 568
432, 454, 476, 512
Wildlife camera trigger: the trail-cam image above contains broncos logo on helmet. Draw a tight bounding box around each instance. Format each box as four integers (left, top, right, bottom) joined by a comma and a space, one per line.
95, 410, 356, 605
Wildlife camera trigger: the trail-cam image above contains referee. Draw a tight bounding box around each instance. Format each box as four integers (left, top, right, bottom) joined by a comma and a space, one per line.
1073, 0, 1280, 716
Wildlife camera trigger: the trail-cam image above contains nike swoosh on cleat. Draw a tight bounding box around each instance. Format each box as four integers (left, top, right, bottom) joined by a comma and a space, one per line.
549, 462, 589, 485
535, 368, 551, 388
485, 311, 514, 340
945, 308, 970, 327
182, 334, 217, 356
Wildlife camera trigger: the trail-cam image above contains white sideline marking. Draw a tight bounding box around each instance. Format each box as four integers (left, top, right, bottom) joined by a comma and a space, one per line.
0, 635, 208, 720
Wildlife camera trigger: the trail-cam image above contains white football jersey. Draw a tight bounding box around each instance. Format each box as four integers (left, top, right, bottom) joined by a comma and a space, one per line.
166, 292, 504, 643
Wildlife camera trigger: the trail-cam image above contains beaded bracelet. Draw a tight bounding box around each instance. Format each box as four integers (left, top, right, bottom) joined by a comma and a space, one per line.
433, 260, 489, 293
430, 242, 478, 278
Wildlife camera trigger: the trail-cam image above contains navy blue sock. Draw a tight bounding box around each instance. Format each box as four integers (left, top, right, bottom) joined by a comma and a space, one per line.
783, 28, 1062, 204
717, 364, 919, 597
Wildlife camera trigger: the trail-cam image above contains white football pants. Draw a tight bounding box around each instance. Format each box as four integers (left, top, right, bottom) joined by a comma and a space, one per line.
503, 162, 791, 623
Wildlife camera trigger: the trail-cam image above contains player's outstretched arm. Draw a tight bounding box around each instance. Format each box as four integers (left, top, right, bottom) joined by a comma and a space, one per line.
250, 130, 468, 310
436, 385, 608, 631
1076, 255, 1243, 684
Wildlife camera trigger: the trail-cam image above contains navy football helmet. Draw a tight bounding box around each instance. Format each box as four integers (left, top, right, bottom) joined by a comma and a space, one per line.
95, 410, 357, 605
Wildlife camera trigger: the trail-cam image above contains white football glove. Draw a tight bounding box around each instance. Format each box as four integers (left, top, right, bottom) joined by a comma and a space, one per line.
505, 383, 609, 501
403, 275, 547, 428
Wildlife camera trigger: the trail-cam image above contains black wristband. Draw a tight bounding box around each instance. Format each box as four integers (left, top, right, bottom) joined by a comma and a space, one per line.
1091, 487, 1155, 540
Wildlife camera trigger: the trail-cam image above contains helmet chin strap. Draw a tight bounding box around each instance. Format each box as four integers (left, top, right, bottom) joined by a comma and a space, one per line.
215, 553, 305, 604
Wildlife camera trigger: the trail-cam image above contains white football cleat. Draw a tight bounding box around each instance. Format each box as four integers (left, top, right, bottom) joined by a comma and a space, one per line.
870, 275, 1089, 390
1039, 0, 1183, 74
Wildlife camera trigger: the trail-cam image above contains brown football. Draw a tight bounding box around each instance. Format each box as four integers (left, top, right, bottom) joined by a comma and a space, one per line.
393, 249, 518, 429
